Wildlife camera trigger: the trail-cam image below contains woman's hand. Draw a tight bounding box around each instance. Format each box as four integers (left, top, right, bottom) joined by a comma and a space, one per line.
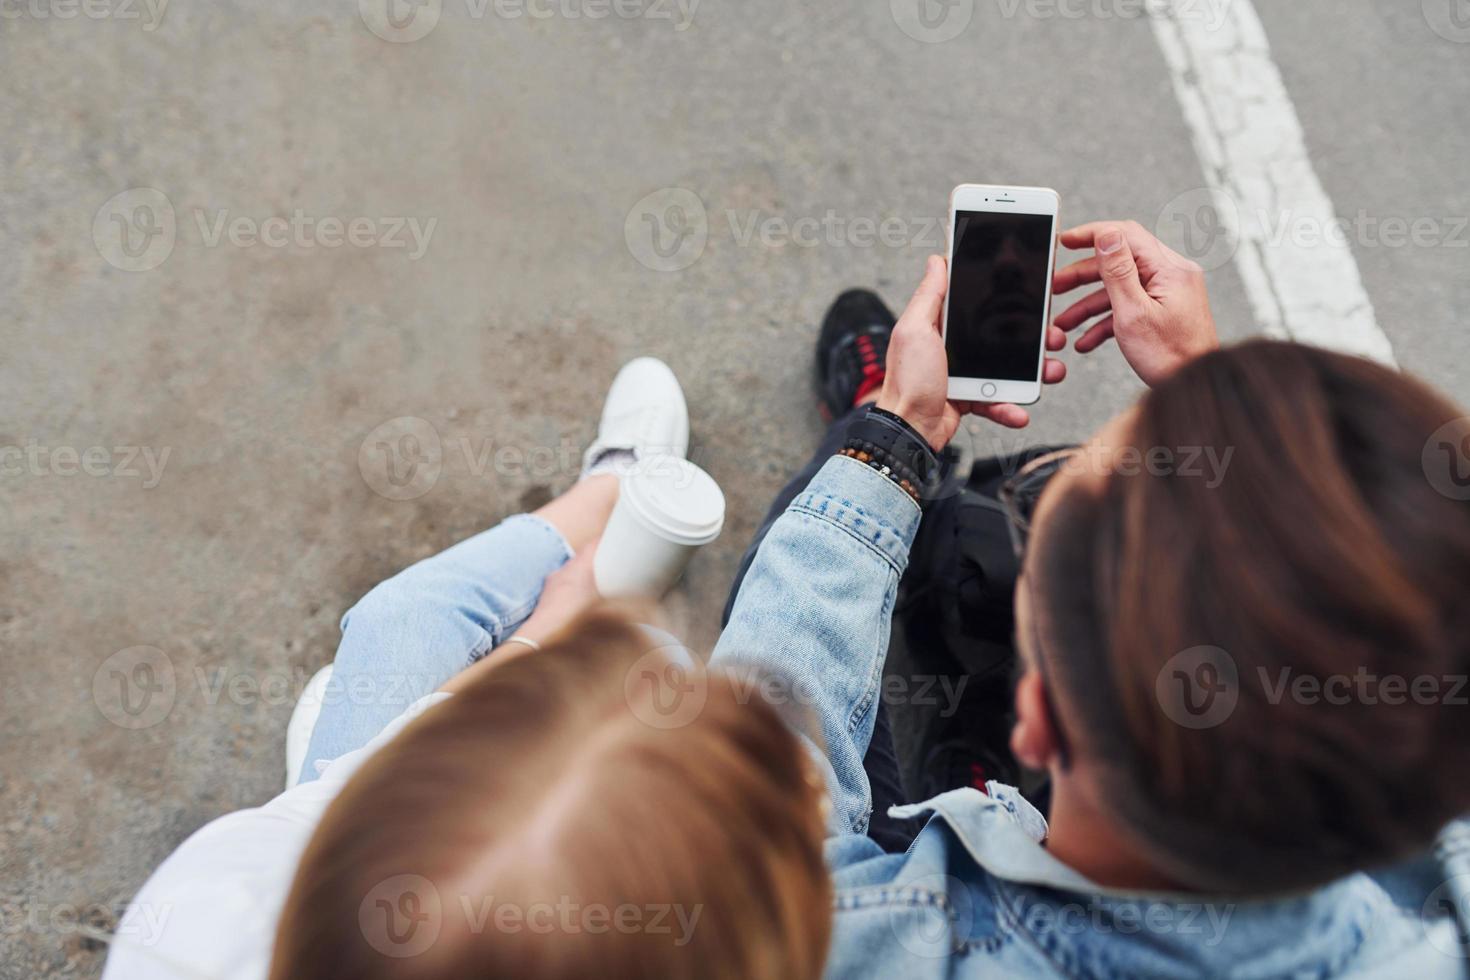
511, 541, 602, 647
439, 544, 602, 692
1052, 221, 1220, 387
876, 255, 1067, 449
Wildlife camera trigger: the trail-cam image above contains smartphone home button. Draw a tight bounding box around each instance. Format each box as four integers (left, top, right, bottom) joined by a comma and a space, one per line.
981, 382, 997, 398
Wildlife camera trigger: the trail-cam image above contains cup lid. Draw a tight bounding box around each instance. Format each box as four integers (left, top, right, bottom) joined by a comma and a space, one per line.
622, 455, 725, 544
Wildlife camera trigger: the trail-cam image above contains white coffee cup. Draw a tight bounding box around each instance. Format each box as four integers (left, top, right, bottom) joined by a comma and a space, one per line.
594, 455, 725, 599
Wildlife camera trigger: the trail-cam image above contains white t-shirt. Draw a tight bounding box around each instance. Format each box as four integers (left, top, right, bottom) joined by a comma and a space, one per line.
100, 693, 452, 980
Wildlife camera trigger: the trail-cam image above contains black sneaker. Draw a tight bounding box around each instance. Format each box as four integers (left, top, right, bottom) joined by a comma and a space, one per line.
815, 289, 895, 421
920, 737, 1021, 800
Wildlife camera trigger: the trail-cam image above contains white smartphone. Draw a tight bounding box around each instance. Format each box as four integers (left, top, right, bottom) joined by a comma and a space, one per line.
942, 184, 1061, 405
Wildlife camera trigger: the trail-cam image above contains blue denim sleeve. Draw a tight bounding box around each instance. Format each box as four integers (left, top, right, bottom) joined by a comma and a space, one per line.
711, 454, 921, 837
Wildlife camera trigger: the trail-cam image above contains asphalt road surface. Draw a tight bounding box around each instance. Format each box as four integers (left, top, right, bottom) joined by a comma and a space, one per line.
2, 1, 1466, 975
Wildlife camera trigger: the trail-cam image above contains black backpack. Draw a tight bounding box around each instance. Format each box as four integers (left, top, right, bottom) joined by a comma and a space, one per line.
891, 446, 1072, 808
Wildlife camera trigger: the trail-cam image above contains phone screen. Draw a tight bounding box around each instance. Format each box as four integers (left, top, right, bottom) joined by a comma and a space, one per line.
946, 210, 1056, 382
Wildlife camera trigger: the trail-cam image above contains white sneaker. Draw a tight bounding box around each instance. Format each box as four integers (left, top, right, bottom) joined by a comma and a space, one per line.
581, 357, 689, 476
285, 664, 334, 788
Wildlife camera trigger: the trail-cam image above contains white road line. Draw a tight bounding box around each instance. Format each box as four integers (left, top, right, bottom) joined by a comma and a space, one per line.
1150, 0, 1398, 366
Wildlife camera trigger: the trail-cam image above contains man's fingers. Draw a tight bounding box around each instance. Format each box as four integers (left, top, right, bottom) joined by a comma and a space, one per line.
897, 254, 948, 334
1047, 325, 1066, 351
1094, 227, 1152, 319
1053, 257, 1100, 295
1054, 288, 1112, 331
969, 402, 1031, 429
1061, 220, 1168, 278
1059, 222, 1113, 249
1074, 315, 1115, 353
1042, 357, 1066, 384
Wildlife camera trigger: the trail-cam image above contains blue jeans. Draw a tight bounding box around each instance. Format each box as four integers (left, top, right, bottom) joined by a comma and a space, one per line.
723, 405, 924, 854
299, 413, 921, 855
296, 514, 573, 784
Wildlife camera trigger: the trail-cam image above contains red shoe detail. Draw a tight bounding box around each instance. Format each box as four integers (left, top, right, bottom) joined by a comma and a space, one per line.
852, 335, 886, 406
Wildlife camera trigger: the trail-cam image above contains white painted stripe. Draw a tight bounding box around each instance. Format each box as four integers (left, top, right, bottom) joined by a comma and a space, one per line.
1149, 0, 1397, 366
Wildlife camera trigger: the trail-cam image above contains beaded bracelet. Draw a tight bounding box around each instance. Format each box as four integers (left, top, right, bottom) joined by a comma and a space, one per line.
837, 446, 923, 503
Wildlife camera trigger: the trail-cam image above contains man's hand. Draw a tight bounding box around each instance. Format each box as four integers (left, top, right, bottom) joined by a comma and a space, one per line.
876, 255, 1067, 449
1053, 221, 1219, 386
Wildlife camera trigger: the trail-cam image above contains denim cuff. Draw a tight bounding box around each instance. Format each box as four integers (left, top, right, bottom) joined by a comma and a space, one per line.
789, 455, 923, 575
503, 512, 576, 565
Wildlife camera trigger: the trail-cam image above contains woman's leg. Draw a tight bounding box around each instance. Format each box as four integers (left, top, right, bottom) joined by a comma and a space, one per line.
534, 474, 619, 552
295, 355, 685, 783
296, 475, 618, 783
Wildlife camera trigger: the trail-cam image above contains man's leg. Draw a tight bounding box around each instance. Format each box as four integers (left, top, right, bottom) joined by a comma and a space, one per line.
722, 405, 924, 852
721, 404, 863, 625
722, 289, 924, 853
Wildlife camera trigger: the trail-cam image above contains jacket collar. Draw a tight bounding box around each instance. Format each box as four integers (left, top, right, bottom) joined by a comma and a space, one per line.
887, 786, 1450, 979
889, 785, 1100, 893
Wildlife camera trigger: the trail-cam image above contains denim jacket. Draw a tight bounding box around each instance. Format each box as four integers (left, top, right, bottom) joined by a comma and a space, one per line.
712, 455, 1470, 979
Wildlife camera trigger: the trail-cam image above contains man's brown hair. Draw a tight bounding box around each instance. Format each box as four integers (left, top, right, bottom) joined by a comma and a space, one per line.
1034, 340, 1470, 894
270, 608, 832, 979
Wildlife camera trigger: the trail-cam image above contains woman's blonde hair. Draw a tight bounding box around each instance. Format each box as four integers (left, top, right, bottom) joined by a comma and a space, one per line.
270, 607, 833, 979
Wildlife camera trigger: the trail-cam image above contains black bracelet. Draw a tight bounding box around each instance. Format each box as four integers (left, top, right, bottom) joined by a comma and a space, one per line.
839, 406, 943, 504
860, 407, 942, 485
866, 406, 929, 445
